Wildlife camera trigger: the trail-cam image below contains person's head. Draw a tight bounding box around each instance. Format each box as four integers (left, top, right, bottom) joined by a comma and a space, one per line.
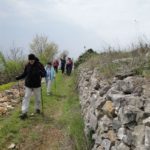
28, 53, 36, 65
47, 62, 52, 67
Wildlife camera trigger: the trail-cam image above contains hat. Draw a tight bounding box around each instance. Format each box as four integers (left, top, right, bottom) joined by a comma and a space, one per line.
28, 54, 36, 60
47, 62, 52, 65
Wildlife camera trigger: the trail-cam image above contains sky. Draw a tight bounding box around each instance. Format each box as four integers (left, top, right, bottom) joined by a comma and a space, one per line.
0, 0, 150, 59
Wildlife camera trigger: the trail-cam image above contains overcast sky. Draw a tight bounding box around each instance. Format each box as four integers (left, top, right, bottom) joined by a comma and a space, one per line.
0, 0, 150, 59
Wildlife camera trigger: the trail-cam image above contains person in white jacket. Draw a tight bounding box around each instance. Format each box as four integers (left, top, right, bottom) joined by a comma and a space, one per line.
45, 62, 56, 95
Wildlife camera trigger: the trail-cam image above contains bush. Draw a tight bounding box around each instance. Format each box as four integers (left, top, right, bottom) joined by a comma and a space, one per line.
74, 49, 98, 68
4, 60, 24, 80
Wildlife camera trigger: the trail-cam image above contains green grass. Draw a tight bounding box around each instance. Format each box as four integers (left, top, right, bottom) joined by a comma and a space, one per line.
0, 82, 16, 91
58, 74, 87, 149
0, 71, 87, 150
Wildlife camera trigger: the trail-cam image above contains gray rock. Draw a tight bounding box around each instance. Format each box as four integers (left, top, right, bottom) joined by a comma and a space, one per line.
92, 133, 102, 145
107, 93, 126, 108
111, 146, 117, 150
89, 113, 98, 130
101, 139, 111, 150
143, 117, 150, 126
118, 106, 142, 125
122, 129, 133, 146
116, 142, 130, 150
135, 145, 150, 150
145, 126, 150, 147
144, 102, 150, 116
117, 80, 134, 94
117, 127, 126, 140
125, 96, 144, 110
99, 85, 111, 97
112, 118, 122, 131
132, 125, 145, 146
98, 115, 112, 132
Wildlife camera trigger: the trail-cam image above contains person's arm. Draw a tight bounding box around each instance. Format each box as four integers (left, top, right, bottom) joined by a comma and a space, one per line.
16, 65, 27, 80
52, 67, 56, 80
53, 67, 56, 78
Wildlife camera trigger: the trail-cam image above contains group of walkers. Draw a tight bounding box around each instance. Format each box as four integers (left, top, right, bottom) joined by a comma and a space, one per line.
16, 53, 73, 120
60, 56, 73, 75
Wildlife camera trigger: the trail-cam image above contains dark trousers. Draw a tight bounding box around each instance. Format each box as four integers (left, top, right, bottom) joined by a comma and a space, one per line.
61, 66, 65, 74
54, 66, 58, 73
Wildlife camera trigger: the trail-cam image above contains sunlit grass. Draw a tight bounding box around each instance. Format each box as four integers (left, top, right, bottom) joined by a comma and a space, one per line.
0, 82, 16, 91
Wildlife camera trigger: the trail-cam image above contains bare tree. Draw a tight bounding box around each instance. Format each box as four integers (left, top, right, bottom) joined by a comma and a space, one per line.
30, 34, 48, 55
7, 46, 24, 61
30, 34, 58, 63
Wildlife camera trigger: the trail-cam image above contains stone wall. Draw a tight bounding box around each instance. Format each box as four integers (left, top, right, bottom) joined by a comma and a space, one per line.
78, 68, 150, 150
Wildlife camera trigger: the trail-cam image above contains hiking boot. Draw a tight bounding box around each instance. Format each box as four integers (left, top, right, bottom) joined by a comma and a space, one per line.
36, 109, 41, 114
19, 113, 28, 120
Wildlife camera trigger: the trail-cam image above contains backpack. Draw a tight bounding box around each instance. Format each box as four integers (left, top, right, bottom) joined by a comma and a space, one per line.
38, 62, 46, 77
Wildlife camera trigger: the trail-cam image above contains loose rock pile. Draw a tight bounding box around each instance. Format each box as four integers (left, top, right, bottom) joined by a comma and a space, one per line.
0, 82, 24, 116
78, 68, 150, 150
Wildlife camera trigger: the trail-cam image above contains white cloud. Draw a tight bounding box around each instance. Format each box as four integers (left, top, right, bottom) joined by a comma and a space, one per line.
0, 0, 150, 58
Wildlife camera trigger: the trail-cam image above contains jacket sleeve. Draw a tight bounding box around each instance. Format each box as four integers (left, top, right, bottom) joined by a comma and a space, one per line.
16, 65, 27, 80
51, 67, 56, 80
53, 68, 56, 77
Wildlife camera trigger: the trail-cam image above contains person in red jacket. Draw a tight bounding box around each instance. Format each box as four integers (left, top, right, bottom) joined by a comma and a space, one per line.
53, 59, 59, 73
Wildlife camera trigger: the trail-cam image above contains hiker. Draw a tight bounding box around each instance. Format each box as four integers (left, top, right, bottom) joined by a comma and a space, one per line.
45, 62, 55, 95
60, 56, 66, 74
53, 59, 59, 73
66, 57, 73, 76
16, 53, 46, 119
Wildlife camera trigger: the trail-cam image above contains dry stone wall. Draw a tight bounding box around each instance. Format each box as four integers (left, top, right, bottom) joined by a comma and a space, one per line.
78, 68, 150, 150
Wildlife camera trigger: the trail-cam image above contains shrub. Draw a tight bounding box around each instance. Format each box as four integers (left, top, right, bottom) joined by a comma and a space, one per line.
74, 49, 98, 68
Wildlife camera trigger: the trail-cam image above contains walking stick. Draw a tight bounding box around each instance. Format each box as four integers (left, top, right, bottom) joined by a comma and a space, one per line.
54, 77, 56, 94
41, 85, 44, 116
54, 77, 59, 101
17, 81, 22, 102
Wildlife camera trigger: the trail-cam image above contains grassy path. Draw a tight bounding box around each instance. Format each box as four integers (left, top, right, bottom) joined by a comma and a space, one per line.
0, 72, 87, 150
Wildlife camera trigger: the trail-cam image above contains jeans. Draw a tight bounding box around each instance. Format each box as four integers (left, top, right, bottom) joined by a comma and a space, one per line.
22, 86, 41, 113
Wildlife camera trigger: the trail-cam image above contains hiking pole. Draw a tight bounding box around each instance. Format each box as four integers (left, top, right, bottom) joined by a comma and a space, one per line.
41, 85, 44, 116
17, 81, 22, 102
54, 77, 59, 101
54, 77, 56, 94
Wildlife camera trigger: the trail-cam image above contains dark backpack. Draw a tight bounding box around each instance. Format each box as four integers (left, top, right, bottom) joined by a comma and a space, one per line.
38, 62, 46, 77
35, 57, 46, 77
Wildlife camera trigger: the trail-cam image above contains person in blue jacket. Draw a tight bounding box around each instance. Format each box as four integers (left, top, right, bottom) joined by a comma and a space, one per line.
45, 62, 55, 95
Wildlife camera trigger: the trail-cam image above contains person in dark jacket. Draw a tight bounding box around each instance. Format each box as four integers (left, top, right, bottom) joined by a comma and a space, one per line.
16, 53, 46, 119
66, 57, 73, 76
60, 56, 66, 74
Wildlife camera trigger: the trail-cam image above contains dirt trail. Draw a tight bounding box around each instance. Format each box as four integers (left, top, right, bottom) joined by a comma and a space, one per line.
0, 73, 85, 150
15, 102, 75, 150
18, 123, 73, 150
